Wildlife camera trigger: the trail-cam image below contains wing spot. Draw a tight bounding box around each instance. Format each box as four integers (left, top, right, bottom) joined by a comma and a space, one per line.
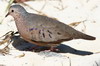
49, 34, 52, 38
47, 30, 52, 34
29, 28, 38, 31
57, 32, 61, 35
39, 30, 41, 34
42, 33, 45, 38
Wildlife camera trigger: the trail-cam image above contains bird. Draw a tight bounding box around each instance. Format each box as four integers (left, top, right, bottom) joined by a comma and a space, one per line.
6, 5, 96, 51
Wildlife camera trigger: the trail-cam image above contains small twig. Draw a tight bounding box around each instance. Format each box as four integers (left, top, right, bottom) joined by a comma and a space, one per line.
0, 0, 14, 24
0, 64, 5, 66
0, 31, 15, 55
69, 22, 81, 27
40, 0, 47, 11
82, 20, 87, 32
93, 51, 100, 54
95, 61, 99, 66
22, 3, 46, 15
0, 31, 14, 39
0, 39, 11, 55
0, 31, 14, 45
15, 53, 25, 58
67, 57, 71, 66
59, 0, 64, 10
5, 0, 14, 12
50, 0, 67, 11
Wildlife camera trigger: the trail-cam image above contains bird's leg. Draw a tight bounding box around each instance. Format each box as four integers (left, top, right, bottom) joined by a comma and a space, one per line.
50, 46, 59, 52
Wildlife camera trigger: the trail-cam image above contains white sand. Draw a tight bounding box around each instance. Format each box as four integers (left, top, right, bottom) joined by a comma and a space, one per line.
0, 0, 100, 66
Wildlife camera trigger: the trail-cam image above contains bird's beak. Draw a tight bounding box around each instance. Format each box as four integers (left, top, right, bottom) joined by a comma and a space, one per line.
5, 12, 9, 17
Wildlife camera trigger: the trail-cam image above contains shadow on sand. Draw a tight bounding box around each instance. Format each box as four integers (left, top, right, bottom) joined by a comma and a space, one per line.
12, 35, 93, 55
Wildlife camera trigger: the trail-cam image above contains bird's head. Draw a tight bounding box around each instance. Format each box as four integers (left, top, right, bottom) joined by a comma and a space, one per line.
6, 5, 27, 17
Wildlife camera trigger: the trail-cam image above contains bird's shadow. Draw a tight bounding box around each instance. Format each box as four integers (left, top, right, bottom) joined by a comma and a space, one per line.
12, 35, 93, 55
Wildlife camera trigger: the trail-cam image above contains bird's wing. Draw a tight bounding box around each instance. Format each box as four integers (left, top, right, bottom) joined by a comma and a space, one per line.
27, 14, 73, 42
29, 26, 73, 43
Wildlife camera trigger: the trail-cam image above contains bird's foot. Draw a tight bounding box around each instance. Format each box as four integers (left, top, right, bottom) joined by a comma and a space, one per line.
25, 46, 60, 52
43, 47, 59, 52
49, 47, 59, 52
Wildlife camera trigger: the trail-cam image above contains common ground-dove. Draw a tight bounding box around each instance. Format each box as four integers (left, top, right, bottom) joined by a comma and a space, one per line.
6, 5, 95, 51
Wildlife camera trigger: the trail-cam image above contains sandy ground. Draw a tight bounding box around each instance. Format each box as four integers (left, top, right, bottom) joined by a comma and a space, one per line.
0, 0, 100, 66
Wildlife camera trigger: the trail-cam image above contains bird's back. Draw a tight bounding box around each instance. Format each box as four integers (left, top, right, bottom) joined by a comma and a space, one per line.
22, 13, 95, 43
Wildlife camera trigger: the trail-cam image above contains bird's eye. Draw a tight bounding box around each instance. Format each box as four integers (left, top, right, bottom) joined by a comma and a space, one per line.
11, 10, 14, 12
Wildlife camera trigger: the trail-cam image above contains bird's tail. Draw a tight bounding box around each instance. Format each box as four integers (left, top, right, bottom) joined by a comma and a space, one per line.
76, 32, 96, 40
81, 34, 95, 40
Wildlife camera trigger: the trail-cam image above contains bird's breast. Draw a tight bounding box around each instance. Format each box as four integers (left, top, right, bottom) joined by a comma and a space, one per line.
14, 18, 31, 39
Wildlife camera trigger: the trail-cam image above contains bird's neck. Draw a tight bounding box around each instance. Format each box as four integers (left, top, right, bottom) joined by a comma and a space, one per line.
14, 15, 30, 38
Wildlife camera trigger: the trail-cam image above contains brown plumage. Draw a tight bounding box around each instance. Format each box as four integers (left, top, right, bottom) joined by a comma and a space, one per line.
6, 5, 96, 51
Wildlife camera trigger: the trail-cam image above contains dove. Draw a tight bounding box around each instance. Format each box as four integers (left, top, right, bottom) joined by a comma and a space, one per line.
6, 5, 95, 51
